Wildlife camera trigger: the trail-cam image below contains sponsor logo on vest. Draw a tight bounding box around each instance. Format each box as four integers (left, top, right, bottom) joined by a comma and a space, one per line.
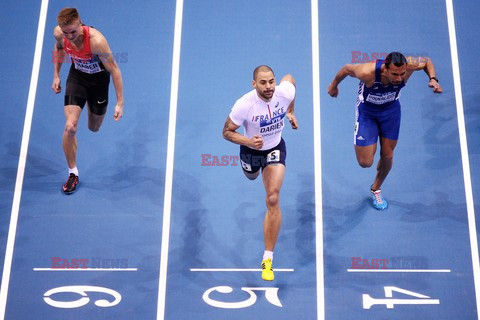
366, 92, 396, 104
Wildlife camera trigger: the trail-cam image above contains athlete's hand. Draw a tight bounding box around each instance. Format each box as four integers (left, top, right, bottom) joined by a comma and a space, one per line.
328, 83, 339, 97
286, 112, 298, 129
429, 79, 443, 94
52, 77, 61, 94
113, 103, 123, 121
250, 135, 263, 150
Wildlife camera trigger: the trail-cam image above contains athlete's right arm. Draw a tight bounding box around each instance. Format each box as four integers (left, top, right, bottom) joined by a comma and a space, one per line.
222, 116, 263, 150
52, 26, 64, 94
328, 63, 372, 97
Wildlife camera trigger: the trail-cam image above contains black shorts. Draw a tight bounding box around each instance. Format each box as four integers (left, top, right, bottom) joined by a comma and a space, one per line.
239, 138, 287, 174
64, 65, 110, 115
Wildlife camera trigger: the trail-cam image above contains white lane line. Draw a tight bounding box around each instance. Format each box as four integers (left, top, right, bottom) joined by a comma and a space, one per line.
0, 1, 49, 319
348, 269, 451, 273
33, 268, 138, 272
445, 1, 480, 318
190, 268, 294, 272
156, 0, 184, 319
311, 0, 324, 320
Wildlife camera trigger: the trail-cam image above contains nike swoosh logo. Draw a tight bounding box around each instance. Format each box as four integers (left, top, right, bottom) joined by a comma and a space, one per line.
97, 99, 107, 104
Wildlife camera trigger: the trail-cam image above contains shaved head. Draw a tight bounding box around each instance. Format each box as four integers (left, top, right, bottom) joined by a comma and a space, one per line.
253, 65, 274, 80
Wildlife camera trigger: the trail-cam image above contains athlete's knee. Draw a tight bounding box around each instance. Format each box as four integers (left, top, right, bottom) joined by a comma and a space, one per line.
265, 191, 280, 209
355, 145, 375, 168
357, 157, 374, 168
88, 123, 101, 132
244, 170, 260, 180
64, 121, 78, 137
88, 117, 104, 132
380, 150, 394, 162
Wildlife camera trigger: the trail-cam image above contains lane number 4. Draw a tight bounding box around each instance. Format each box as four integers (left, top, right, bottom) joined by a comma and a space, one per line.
363, 286, 440, 309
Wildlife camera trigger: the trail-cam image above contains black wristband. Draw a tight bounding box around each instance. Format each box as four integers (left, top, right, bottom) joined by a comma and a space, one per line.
430, 76, 439, 82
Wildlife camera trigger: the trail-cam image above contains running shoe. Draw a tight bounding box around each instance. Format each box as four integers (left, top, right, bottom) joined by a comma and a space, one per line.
261, 258, 274, 281
371, 189, 388, 210
62, 173, 79, 194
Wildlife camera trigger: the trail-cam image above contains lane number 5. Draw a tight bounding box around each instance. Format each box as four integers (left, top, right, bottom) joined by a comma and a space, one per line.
203, 286, 282, 309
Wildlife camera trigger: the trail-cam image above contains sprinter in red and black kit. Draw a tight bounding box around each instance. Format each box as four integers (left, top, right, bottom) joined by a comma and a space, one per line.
52, 8, 124, 194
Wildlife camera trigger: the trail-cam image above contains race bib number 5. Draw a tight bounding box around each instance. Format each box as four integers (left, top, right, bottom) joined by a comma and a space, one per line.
267, 150, 280, 163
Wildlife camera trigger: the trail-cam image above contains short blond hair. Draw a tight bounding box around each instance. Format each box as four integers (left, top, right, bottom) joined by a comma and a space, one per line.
57, 8, 80, 26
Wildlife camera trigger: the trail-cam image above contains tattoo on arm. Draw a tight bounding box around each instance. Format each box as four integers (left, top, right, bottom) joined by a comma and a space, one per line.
222, 118, 233, 140
222, 117, 239, 142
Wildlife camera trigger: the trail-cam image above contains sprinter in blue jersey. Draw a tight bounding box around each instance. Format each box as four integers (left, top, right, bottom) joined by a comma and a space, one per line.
328, 52, 442, 210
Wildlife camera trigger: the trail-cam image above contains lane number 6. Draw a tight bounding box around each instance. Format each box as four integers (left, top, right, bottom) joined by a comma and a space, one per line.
44, 286, 121, 308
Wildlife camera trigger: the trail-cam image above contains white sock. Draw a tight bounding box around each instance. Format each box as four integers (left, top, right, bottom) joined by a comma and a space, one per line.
263, 250, 273, 261
68, 167, 79, 176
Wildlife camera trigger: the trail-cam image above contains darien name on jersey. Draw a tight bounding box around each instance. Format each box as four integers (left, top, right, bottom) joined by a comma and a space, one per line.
260, 119, 284, 135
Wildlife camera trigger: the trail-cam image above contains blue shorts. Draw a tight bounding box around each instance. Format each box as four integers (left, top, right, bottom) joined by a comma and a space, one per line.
239, 138, 286, 174
354, 101, 401, 146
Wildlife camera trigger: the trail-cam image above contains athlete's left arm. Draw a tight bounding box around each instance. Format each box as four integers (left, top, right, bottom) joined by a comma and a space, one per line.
92, 30, 125, 121
406, 56, 443, 93
280, 74, 298, 129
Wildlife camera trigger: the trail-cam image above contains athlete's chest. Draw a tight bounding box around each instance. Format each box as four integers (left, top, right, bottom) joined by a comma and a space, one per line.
248, 99, 287, 124
367, 79, 404, 94
68, 38, 84, 52
360, 82, 404, 105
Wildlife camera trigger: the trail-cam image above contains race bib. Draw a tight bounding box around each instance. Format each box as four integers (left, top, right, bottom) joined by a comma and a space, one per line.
366, 92, 396, 104
267, 150, 280, 163
73, 58, 102, 74
241, 160, 252, 172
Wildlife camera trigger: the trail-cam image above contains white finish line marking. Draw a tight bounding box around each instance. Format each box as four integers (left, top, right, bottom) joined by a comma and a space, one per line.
348, 269, 450, 273
190, 268, 294, 272
33, 268, 138, 272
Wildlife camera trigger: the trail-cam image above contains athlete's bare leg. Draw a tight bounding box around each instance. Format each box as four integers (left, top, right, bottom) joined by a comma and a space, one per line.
354, 137, 397, 190
87, 105, 107, 132
262, 164, 285, 251
63, 105, 82, 169
372, 137, 397, 190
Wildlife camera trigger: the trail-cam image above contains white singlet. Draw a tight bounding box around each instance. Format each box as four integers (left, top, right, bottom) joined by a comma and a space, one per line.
229, 81, 295, 150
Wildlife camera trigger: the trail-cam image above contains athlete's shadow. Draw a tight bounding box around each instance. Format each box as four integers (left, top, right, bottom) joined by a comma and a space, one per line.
14, 143, 65, 197
323, 199, 371, 242
290, 173, 319, 264
420, 92, 480, 170
293, 189, 316, 262
0, 142, 22, 181
388, 191, 467, 223
168, 169, 206, 256
77, 138, 166, 208
87, 165, 165, 206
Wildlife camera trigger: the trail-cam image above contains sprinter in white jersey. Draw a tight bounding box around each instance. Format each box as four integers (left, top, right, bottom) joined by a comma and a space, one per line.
223, 65, 297, 281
